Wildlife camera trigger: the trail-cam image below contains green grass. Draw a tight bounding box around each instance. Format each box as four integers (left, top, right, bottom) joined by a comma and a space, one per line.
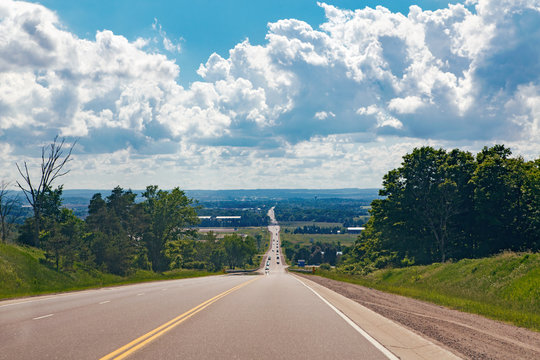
279, 221, 344, 228
310, 252, 540, 331
0, 242, 215, 300
280, 232, 358, 246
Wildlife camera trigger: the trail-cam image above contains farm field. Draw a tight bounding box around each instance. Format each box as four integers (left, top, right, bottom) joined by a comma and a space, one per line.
280, 232, 358, 246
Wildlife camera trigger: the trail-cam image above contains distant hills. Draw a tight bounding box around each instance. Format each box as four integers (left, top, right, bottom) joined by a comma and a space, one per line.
57, 188, 380, 202
11, 188, 380, 219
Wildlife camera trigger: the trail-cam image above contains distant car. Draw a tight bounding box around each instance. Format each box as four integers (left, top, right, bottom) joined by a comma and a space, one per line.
277, 261, 280, 264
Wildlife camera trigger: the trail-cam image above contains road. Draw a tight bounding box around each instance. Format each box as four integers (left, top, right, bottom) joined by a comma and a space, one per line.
0, 208, 455, 359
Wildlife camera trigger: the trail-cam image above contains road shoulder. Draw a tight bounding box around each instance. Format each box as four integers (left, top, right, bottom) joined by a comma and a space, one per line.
292, 274, 461, 360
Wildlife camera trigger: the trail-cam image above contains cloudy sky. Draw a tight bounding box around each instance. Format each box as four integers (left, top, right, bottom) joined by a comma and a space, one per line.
0, 0, 539, 190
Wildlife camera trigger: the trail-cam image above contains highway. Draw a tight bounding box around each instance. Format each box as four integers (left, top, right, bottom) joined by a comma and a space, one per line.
0, 208, 456, 359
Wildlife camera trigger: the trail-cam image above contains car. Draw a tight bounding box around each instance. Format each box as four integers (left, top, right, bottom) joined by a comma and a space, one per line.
277, 261, 280, 264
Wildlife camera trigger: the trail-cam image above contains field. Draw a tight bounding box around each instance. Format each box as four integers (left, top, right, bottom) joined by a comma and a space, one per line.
279, 221, 343, 228
280, 232, 358, 246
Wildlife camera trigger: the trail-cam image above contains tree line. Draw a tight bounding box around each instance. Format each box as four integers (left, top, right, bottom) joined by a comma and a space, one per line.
341, 145, 539, 273
287, 225, 344, 234
274, 198, 371, 224
2, 137, 259, 275
282, 240, 342, 266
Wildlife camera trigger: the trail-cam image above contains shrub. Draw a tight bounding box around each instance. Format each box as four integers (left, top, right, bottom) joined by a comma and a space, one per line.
319, 263, 331, 270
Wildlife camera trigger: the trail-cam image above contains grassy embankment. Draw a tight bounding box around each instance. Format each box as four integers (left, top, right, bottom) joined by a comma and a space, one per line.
0, 242, 214, 300
308, 252, 540, 331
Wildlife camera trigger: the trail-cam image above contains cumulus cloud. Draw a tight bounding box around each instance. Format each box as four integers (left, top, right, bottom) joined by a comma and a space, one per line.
0, 0, 538, 189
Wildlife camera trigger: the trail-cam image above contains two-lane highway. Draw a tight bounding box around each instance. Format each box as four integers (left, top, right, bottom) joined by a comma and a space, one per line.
0, 208, 413, 359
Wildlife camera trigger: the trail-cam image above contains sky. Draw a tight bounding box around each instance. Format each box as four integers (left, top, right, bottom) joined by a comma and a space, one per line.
0, 0, 539, 190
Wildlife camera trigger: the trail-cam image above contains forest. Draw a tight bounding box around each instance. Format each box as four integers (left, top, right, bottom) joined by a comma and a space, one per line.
274, 198, 372, 226
13, 185, 258, 274
339, 145, 539, 273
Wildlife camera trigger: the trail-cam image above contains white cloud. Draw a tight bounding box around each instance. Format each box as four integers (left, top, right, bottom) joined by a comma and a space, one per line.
0, 0, 539, 189
388, 96, 425, 114
314, 111, 335, 120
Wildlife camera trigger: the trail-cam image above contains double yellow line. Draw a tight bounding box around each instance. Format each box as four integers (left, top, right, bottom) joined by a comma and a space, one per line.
100, 277, 260, 360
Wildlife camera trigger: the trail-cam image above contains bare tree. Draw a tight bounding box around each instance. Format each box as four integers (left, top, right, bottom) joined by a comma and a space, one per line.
0, 181, 18, 242
16, 136, 76, 247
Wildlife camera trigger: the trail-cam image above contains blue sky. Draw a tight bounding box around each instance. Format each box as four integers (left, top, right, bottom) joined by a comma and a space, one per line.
37, 0, 467, 85
0, 0, 538, 190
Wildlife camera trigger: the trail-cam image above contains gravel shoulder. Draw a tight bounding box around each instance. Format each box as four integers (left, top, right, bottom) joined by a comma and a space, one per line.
296, 273, 540, 360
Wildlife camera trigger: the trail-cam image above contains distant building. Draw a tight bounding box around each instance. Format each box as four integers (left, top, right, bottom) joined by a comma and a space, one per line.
347, 227, 365, 234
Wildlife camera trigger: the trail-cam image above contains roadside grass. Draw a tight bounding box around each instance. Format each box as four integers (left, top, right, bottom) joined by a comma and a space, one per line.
0, 242, 215, 300
279, 232, 357, 246
310, 252, 540, 331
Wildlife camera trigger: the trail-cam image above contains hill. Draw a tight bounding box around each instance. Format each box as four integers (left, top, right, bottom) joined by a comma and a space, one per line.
0, 242, 212, 300
310, 252, 540, 331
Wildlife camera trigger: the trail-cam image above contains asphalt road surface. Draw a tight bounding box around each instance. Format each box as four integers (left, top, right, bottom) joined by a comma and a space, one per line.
0, 208, 412, 359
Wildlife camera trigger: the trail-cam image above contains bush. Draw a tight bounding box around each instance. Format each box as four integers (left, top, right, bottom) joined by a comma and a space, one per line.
319, 263, 331, 270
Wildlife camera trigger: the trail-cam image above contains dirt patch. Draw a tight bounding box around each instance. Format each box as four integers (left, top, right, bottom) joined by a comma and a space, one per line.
296, 274, 540, 360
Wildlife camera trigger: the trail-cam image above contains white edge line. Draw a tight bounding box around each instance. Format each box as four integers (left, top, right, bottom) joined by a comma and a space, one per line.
294, 276, 399, 360
99, 300, 110, 304
33, 313, 54, 320
0, 296, 55, 308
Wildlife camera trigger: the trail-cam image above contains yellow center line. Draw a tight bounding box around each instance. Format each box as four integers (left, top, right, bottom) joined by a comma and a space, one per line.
100, 276, 260, 360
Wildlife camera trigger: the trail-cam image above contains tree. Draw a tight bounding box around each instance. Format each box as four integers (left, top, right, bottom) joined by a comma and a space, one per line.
521, 158, 540, 251
142, 186, 199, 271
223, 234, 256, 269
472, 147, 540, 255
363, 147, 476, 264
0, 181, 18, 242
85, 187, 141, 275
16, 136, 76, 247
41, 208, 84, 271
255, 233, 263, 252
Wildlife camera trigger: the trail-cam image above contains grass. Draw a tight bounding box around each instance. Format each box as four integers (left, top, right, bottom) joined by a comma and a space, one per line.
0, 242, 215, 300
279, 221, 344, 228
310, 252, 540, 331
279, 232, 358, 246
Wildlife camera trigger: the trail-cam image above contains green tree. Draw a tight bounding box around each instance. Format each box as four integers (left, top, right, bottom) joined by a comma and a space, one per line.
223, 234, 256, 269
165, 238, 195, 269
41, 208, 84, 271
472, 147, 540, 255
142, 186, 199, 271
85, 187, 142, 275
